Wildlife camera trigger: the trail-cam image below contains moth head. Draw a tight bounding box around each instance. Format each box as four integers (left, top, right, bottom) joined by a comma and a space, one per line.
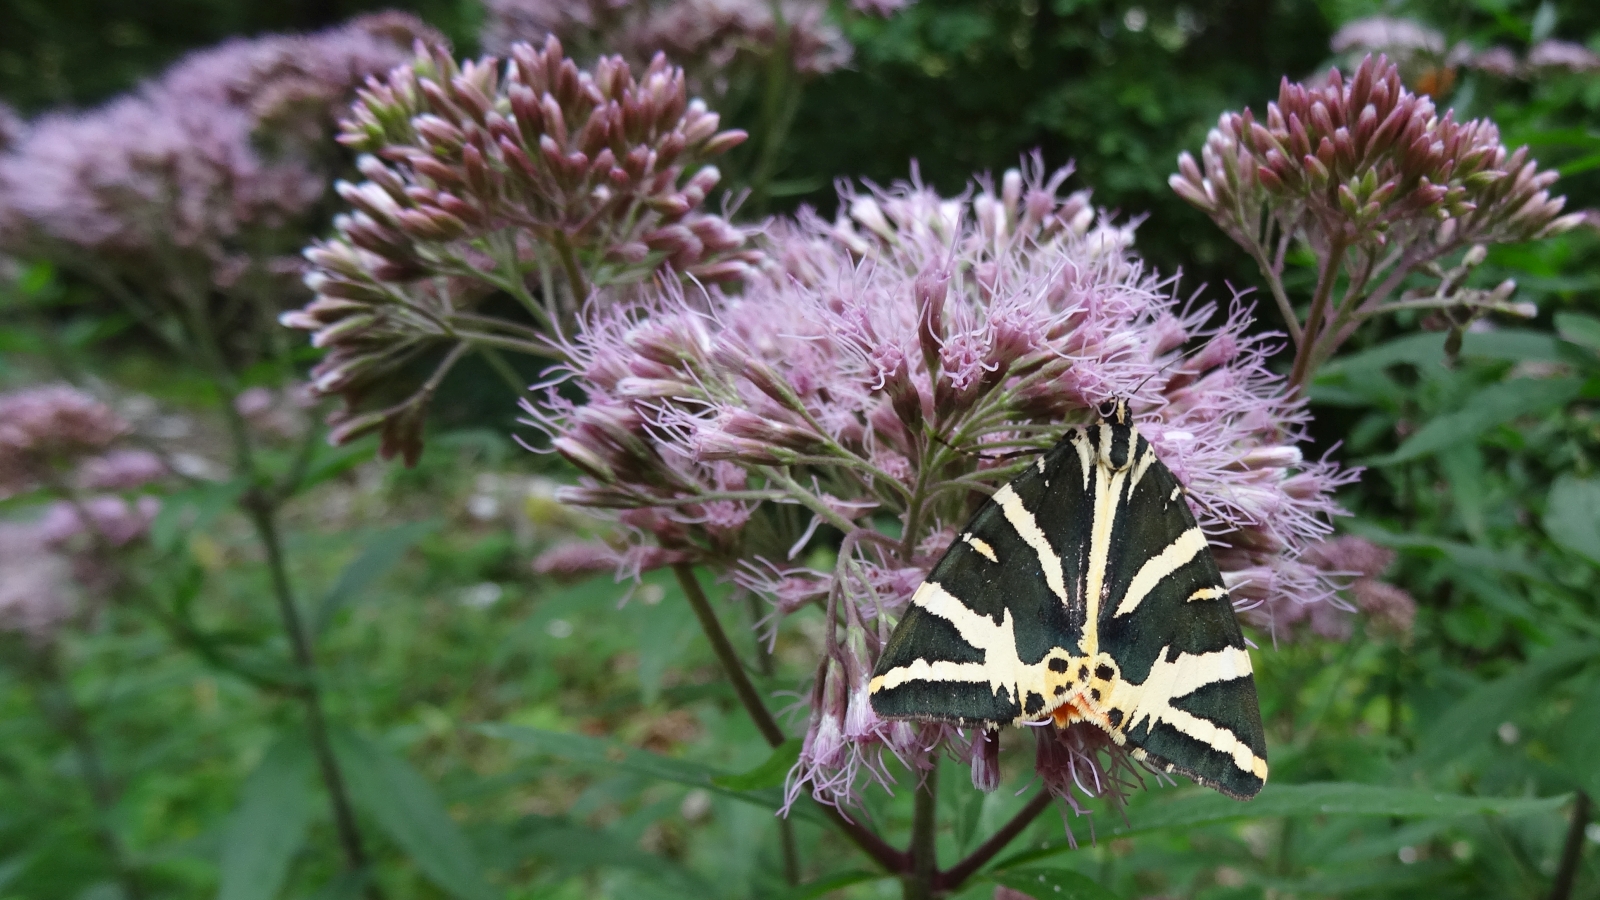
1097, 397, 1131, 426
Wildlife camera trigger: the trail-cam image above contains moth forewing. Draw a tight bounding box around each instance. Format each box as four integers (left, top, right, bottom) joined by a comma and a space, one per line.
868, 403, 1269, 800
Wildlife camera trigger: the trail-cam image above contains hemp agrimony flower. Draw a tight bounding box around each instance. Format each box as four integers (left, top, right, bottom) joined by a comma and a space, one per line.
284, 36, 759, 463
1171, 54, 1583, 390
525, 160, 1353, 811
0, 16, 428, 303
481, 0, 852, 91
0, 385, 166, 642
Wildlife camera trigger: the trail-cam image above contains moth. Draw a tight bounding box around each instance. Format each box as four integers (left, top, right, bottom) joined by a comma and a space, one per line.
869, 399, 1268, 800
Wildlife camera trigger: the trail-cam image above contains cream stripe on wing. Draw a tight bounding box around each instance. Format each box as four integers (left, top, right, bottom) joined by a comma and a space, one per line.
1127, 442, 1157, 494
993, 484, 1069, 604
962, 533, 999, 563
1070, 429, 1094, 491
868, 582, 1032, 701
1113, 527, 1209, 618
1081, 459, 1126, 656
1105, 645, 1265, 777
1186, 586, 1228, 603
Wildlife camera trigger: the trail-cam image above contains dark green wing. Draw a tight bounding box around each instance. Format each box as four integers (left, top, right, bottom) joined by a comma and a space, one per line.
1094, 427, 1268, 800
869, 431, 1095, 726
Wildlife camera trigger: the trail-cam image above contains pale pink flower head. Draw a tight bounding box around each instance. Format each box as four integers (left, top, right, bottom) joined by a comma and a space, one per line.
1172, 54, 1581, 265
76, 449, 168, 491
527, 158, 1353, 811
0, 18, 424, 302
0, 102, 22, 152
286, 36, 759, 464
1526, 40, 1600, 74
40, 495, 162, 549
0, 522, 78, 642
481, 0, 852, 91
0, 385, 129, 496
1245, 535, 1416, 641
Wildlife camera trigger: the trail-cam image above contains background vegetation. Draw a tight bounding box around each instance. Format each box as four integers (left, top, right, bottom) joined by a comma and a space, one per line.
1, 0, 1597, 898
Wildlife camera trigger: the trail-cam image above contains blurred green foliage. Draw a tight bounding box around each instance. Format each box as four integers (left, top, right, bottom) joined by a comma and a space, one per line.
2, 0, 1599, 898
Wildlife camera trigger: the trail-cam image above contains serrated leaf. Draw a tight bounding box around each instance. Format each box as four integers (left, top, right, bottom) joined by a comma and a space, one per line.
711, 739, 801, 791
1412, 641, 1598, 769
634, 589, 700, 705
1001, 783, 1567, 868
767, 871, 888, 900
990, 868, 1121, 900
333, 730, 495, 900
1555, 311, 1600, 353
313, 521, 437, 634
479, 724, 820, 821
510, 817, 711, 893
1369, 377, 1581, 465
217, 736, 314, 900
1544, 475, 1600, 566
1553, 679, 1600, 797
1318, 329, 1566, 382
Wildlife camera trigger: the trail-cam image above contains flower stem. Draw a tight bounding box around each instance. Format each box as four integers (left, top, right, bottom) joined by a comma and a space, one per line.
1547, 790, 1591, 900
184, 293, 381, 898
672, 563, 786, 747
670, 564, 904, 874
936, 790, 1055, 890
1288, 236, 1348, 392
904, 758, 940, 900
32, 648, 146, 900
243, 495, 378, 895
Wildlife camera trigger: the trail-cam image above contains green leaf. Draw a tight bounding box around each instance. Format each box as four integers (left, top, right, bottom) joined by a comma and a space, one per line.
711, 739, 801, 791
511, 817, 712, 894
634, 589, 700, 705
1318, 329, 1566, 382
0, 854, 31, 892
217, 736, 314, 900
767, 871, 889, 900
1260, 861, 1456, 895
990, 868, 1121, 900
1544, 475, 1600, 567
1556, 311, 1600, 353
1412, 641, 1598, 769
333, 730, 495, 900
312, 521, 437, 634
1368, 377, 1581, 465
478, 724, 820, 821
1002, 783, 1567, 868
1555, 684, 1600, 797
149, 480, 245, 554
1347, 522, 1547, 581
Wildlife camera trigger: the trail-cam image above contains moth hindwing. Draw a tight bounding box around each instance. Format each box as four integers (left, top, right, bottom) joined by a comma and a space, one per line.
869, 401, 1268, 800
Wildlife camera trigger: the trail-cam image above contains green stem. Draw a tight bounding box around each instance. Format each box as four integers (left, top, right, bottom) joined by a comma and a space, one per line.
1244, 240, 1303, 347
936, 791, 1055, 890
904, 758, 940, 900
184, 291, 381, 898
1547, 791, 1591, 900
476, 346, 532, 400
551, 232, 589, 313
669, 565, 904, 874
1288, 236, 1348, 392
672, 564, 786, 746
243, 496, 377, 894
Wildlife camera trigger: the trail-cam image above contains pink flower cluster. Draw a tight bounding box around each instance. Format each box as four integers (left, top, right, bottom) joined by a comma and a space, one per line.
284, 36, 761, 464
481, 0, 854, 92
525, 160, 1352, 810
0, 385, 166, 642
0, 15, 431, 300
1172, 55, 1577, 263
